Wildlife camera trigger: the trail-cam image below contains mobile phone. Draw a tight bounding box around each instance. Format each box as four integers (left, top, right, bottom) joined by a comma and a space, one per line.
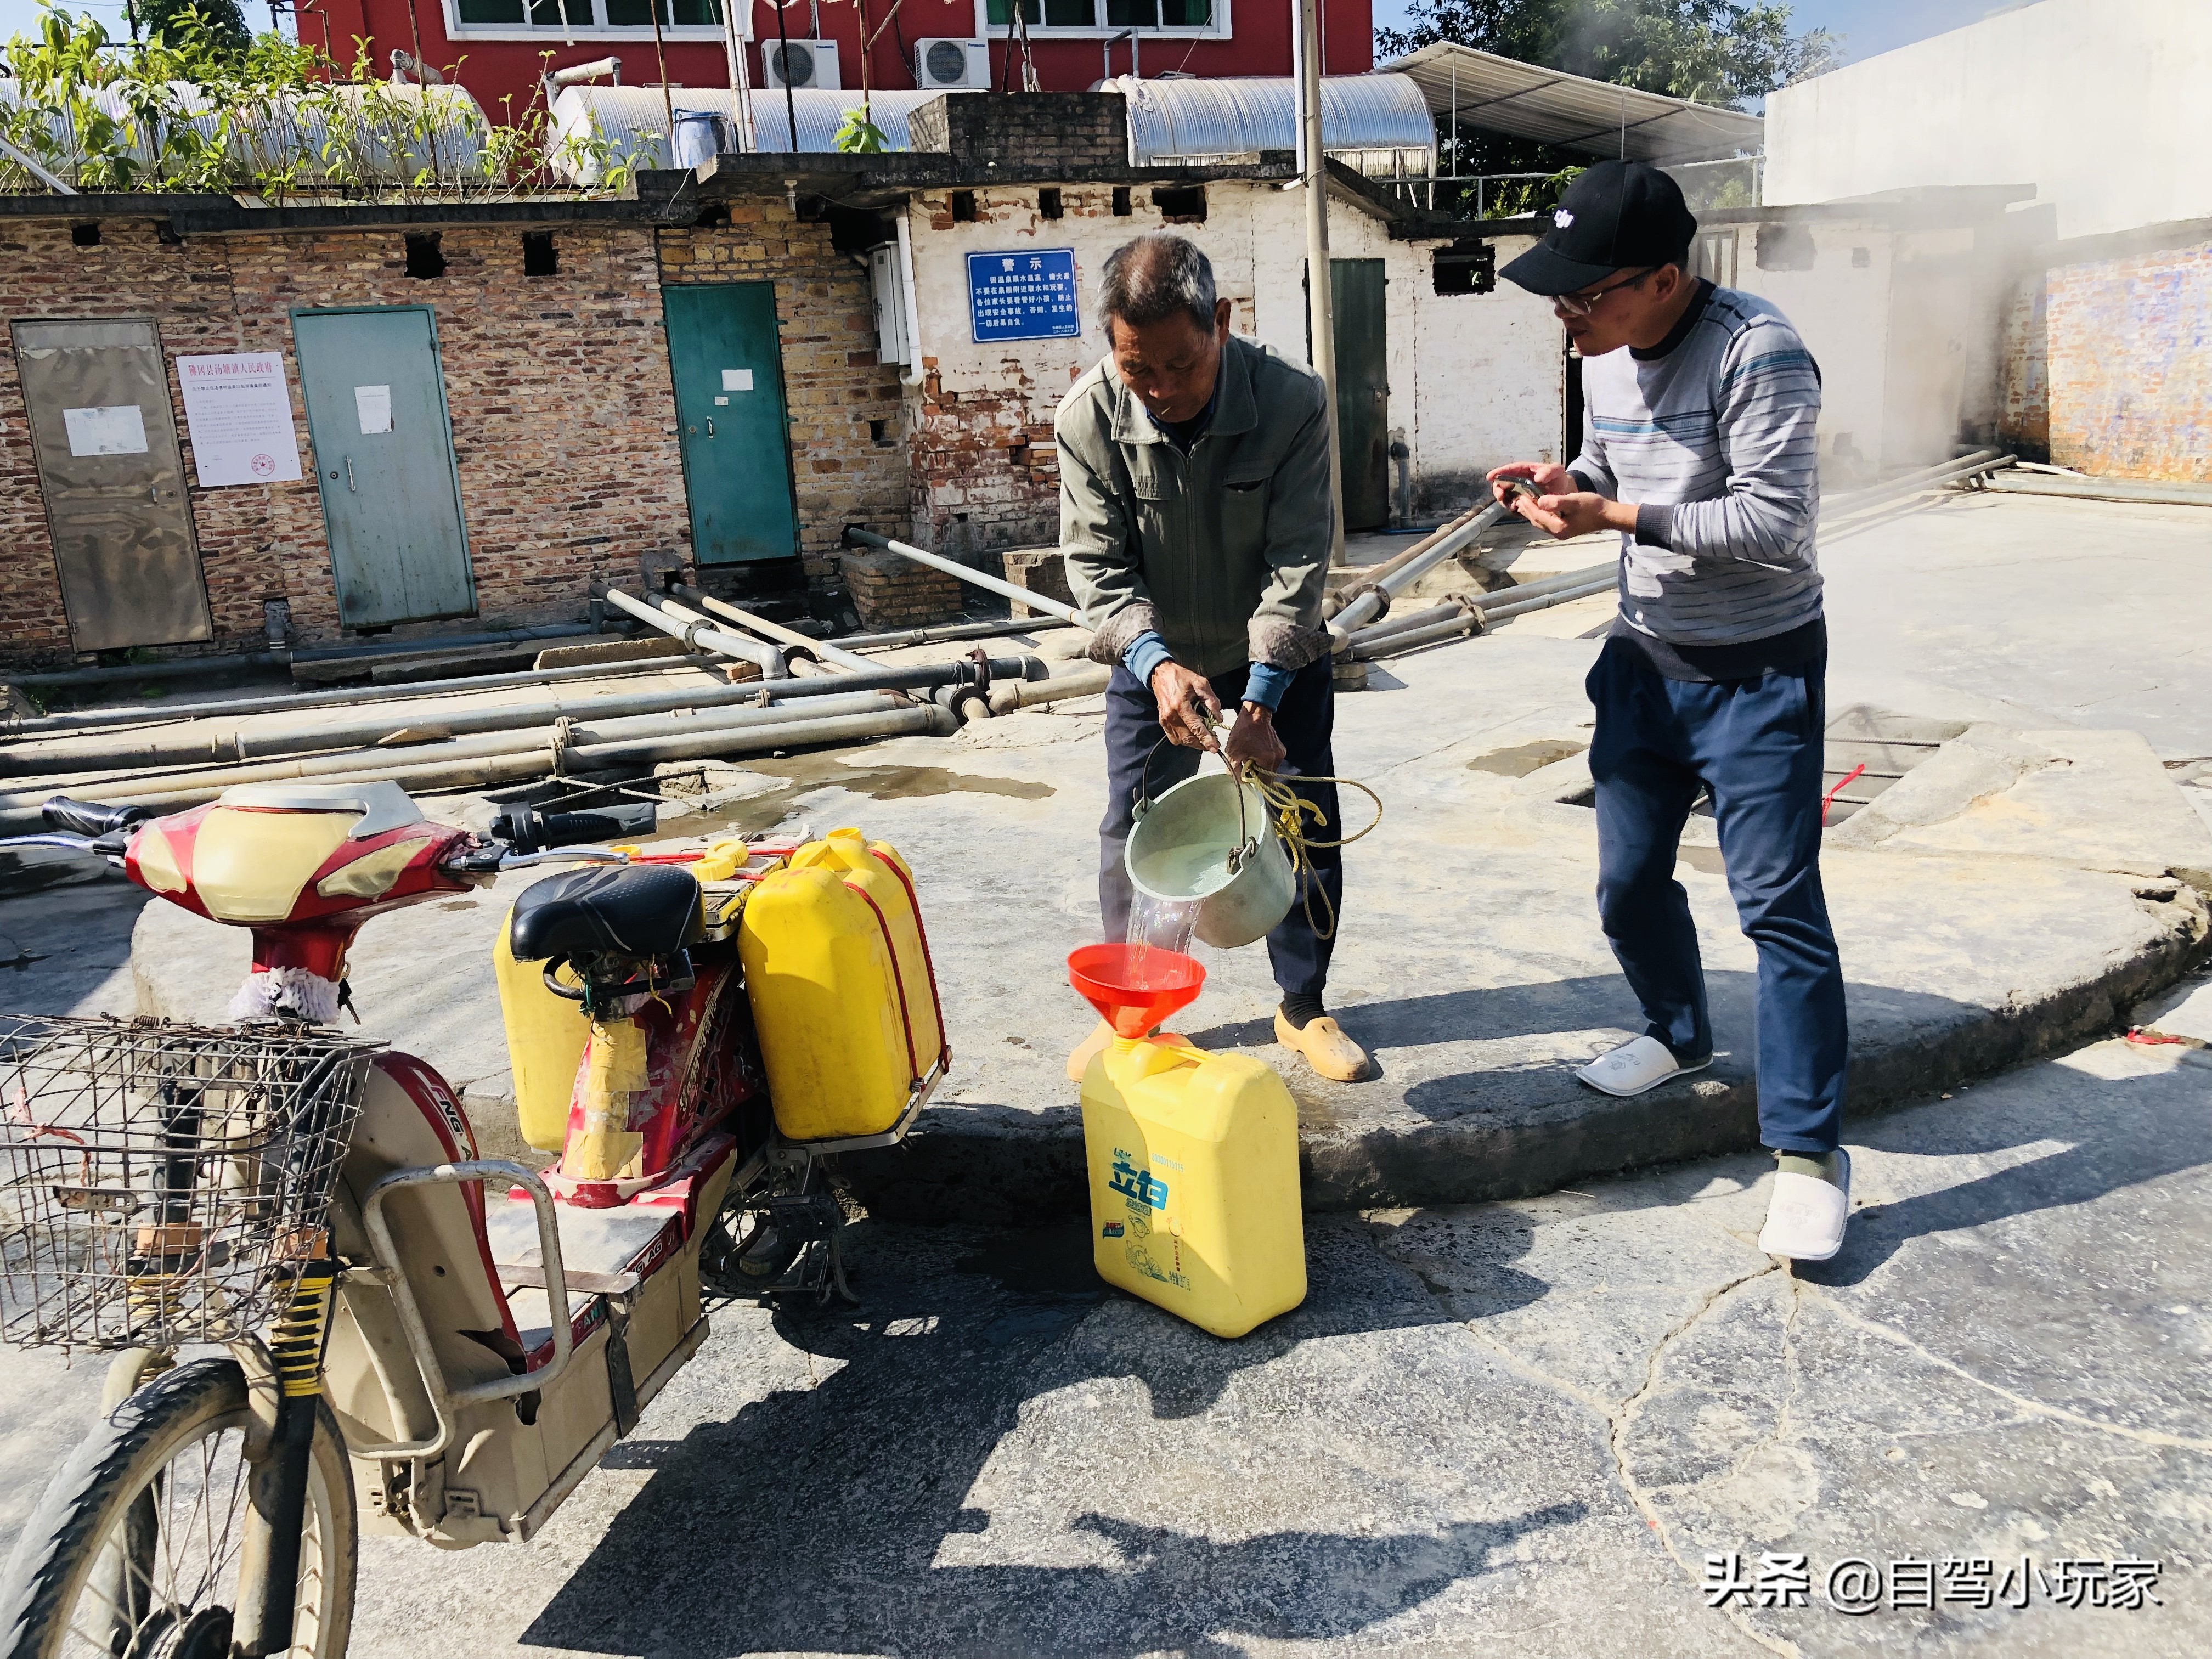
1497, 476, 1542, 505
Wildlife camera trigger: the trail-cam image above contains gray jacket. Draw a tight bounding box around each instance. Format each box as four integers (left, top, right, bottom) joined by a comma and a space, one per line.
1056, 334, 1334, 678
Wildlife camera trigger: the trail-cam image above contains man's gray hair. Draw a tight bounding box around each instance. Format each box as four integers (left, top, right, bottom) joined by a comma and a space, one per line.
1097, 233, 1217, 334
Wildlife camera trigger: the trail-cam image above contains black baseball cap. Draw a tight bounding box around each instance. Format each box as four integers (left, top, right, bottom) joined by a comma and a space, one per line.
1500, 160, 1699, 296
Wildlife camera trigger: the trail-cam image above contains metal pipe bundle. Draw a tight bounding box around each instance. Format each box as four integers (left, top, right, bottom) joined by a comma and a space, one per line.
664, 583, 878, 674
0, 703, 957, 829
597, 586, 787, 678
1330, 500, 1510, 635
0, 654, 727, 741
0, 695, 905, 814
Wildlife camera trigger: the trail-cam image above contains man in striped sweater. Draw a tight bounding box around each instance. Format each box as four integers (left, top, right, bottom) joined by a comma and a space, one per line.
1491, 160, 1850, 1263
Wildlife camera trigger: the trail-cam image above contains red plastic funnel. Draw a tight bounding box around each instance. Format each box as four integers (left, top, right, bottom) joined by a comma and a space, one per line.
1068, 943, 1205, 1038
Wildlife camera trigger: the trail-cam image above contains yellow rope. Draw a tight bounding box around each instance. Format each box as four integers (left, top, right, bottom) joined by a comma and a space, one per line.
1243, 766, 1383, 942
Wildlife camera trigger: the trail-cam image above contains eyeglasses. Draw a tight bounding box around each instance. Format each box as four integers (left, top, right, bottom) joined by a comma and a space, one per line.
1554, 267, 1660, 318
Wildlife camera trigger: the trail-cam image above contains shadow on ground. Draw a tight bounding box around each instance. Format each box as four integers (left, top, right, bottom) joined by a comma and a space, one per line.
519, 1218, 1575, 1657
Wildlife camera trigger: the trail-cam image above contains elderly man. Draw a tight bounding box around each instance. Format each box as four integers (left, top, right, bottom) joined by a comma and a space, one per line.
1057, 232, 1369, 1085
1490, 161, 1849, 1262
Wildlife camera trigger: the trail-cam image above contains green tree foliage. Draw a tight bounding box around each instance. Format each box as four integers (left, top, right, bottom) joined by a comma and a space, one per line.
0, 5, 634, 200
1376, 1, 1838, 216
136, 0, 252, 61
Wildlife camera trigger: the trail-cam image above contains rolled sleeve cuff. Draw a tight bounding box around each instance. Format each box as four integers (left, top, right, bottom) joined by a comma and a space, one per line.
1634, 502, 1676, 551
1243, 662, 1295, 711
1122, 630, 1173, 688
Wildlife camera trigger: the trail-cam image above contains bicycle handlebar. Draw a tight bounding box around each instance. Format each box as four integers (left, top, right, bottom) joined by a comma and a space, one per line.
491, 802, 658, 855
41, 796, 151, 838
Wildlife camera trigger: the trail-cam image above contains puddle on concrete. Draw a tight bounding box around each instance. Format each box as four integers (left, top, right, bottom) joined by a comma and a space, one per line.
1467, 739, 1588, 778
1678, 845, 1726, 875
681, 758, 1054, 840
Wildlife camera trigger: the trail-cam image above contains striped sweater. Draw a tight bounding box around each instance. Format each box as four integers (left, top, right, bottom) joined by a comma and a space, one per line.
1567, 282, 1824, 647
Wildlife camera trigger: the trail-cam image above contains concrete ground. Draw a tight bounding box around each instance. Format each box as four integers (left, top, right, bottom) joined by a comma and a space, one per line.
1, 490, 2209, 1654
0, 984, 2203, 1655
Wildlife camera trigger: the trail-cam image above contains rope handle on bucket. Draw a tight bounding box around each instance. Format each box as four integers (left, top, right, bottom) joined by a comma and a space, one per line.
1134, 731, 1383, 943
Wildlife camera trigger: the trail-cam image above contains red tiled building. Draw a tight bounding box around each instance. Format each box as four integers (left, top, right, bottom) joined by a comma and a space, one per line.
296, 0, 1375, 129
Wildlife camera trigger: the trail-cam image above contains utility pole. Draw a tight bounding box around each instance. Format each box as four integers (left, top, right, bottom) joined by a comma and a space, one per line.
1296, 0, 1346, 566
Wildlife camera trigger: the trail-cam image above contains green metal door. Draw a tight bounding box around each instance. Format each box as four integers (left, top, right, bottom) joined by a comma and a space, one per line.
662, 284, 800, 565
1331, 259, 1390, 530
292, 307, 474, 628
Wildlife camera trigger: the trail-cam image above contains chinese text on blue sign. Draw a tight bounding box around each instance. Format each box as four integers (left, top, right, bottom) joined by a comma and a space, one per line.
968, 249, 1081, 343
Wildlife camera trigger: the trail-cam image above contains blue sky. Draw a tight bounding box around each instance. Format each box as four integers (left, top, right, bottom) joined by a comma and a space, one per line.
1, 0, 2022, 72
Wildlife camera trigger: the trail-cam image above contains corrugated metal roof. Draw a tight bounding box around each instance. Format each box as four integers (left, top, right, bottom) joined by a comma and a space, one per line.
548, 86, 955, 182
0, 80, 490, 183
1110, 74, 1436, 172
1378, 43, 1763, 164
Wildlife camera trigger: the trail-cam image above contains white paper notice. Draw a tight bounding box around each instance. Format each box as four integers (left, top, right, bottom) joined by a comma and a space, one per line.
176, 352, 304, 487
721, 369, 754, 392
63, 405, 149, 458
354, 385, 393, 435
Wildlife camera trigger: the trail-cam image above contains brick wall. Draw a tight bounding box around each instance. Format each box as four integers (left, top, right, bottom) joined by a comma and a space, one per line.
909, 93, 1128, 171
2000, 232, 2212, 481
839, 546, 966, 630
657, 204, 909, 577
0, 201, 910, 669
0, 217, 688, 665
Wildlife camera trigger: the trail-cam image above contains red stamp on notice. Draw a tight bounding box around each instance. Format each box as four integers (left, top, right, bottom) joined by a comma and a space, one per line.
250, 453, 276, 477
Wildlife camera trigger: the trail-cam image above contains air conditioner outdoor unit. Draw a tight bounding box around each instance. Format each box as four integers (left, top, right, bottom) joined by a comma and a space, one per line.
763, 37, 840, 92
913, 38, 990, 91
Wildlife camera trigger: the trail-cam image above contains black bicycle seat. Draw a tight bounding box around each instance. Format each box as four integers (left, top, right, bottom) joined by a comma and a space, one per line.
507, 865, 704, 963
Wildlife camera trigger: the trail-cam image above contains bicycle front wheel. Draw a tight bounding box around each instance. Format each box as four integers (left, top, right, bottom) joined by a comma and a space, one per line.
0, 1357, 356, 1659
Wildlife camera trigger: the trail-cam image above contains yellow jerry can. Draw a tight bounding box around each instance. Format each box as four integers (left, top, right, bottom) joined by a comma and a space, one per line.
492, 924, 592, 1153
1081, 1036, 1307, 1338
738, 828, 946, 1142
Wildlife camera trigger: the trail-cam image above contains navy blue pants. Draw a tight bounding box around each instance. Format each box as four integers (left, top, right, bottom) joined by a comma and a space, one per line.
1587, 639, 1847, 1153
1099, 659, 1341, 1002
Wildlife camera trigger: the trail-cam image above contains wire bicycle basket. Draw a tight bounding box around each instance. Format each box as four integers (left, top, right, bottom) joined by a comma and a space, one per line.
0, 1017, 380, 1350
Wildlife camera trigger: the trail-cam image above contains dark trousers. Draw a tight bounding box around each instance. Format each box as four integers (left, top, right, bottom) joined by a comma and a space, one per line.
1099, 659, 1342, 1002
1587, 639, 1847, 1153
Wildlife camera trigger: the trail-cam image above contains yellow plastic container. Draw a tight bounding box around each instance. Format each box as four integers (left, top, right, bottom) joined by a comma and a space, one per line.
738, 828, 946, 1142
492, 923, 592, 1153
1081, 1037, 1306, 1338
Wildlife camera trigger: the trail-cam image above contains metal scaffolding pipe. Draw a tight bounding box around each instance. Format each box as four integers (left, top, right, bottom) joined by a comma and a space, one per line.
838, 616, 1075, 651
842, 528, 1088, 627
0, 671, 911, 778
0, 695, 905, 812
1347, 560, 1617, 646
986, 664, 1114, 713
0, 705, 953, 828
1330, 501, 1509, 635
664, 583, 878, 674
5, 623, 603, 690
597, 586, 786, 677
0, 654, 728, 742
1352, 577, 1615, 659
1820, 451, 2012, 523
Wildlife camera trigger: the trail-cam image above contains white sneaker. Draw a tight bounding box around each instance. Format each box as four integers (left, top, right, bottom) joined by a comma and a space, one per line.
1758, 1150, 1852, 1262
1576, 1035, 1711, 1098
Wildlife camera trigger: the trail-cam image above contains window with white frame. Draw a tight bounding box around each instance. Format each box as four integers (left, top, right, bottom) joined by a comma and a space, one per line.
448, 0, 736, 36
979, 0, 1226, 33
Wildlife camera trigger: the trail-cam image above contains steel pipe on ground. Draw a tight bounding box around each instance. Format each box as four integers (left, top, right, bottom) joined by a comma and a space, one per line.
0, 695, 906, 813
842, 528, 1088, 627
0, 654, 727, 742
839, 616, 1074, 651
1820, 452, 2012, 524
598, 586, 786, 678
1330, 501, 1510, 635
985, 664, 1113, 713
664, 584, 878, 674
1346, 560, 1617, 649
4, 623, 605, 691
1350, 578, 1617, 661
0, 670, 911, 778
0, 705, 955, 828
